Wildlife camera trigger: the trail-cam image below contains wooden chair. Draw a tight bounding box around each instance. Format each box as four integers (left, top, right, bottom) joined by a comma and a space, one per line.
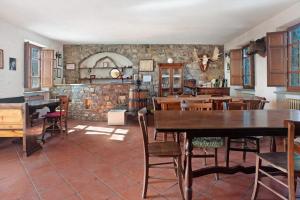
152, 97, 161, 140
161, 101, 181, 111
41, 96, 69, 142
251, 120, 300, 200
138, 108, 184, 199
212, 98, 231, 110
160, 101, 182, 141
255, 96, 267, 109
225, 101, 261, 167
186, 102, 224, 180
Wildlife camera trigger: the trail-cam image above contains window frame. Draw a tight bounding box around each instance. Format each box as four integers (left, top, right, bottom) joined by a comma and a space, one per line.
287, 23, 300, 92
24, 42, 42, 91
242, 45, 255, 89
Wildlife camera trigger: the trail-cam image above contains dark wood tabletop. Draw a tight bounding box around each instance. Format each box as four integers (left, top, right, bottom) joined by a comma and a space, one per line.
154, 109, 300, 137
154, 109, 300, 200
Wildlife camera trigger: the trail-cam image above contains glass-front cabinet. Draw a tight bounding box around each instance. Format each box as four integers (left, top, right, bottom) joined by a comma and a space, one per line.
158, 63, 183, 96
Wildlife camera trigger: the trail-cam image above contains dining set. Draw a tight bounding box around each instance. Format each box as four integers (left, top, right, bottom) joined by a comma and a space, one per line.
138, 95, 300, 200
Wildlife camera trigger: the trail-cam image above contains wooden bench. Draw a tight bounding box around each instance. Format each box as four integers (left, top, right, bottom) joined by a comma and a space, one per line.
0, 103, 42, 156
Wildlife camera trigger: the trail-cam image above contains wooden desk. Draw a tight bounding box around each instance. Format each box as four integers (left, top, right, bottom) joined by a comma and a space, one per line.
154, 109, 300, 200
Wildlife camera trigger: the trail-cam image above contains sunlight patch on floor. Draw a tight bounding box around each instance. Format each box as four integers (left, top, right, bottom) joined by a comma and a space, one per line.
85, 126, 115, 133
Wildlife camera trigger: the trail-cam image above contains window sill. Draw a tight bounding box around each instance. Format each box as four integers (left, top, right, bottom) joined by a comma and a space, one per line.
24, 90, 49, 96
234, 88, 255, 95
274, 91, 300, 95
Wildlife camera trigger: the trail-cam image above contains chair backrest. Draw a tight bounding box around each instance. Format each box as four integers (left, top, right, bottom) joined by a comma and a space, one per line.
255, 96, 267, 109
188, 102, 213, 111
152, 97, 161, 111
286, 120, 300, 195
243, 99, 262, 110
59, 96, 69, 117
212, 99, 231, 110
226, 102, 247, 110
161, 101, 181, 110
138, 108, 149, 156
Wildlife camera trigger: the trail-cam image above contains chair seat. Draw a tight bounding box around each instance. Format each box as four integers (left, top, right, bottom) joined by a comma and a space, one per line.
258, 152, 300, 172
45, 111, 65, 118
148, 142, 181, 157
192, 137, 224, 148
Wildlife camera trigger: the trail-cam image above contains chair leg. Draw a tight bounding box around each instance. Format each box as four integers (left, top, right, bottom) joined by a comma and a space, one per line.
251, 156, 261, 200
173, 157, 178, 176
163, 133, 167, 141
41, 118, 47, 143
226, 138, 231, 168
242, 138, 247, 162
177, 155, 184, 200
214, 148, 219, 181
256, 138, 260, 153
142, 159, 149, 199
203, 149, 207, 166
154, 130, 157, 140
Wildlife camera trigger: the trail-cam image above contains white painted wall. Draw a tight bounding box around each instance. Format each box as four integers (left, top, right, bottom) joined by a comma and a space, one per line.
0, 19, 63, 99
224, 2, 300, 109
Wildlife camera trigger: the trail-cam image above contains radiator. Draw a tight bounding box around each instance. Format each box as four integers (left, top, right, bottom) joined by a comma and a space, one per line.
287, 98, 300, 110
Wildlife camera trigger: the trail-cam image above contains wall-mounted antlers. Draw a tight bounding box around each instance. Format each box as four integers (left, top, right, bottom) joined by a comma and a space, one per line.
248, 37, 266, 57
193, 46, 222, 72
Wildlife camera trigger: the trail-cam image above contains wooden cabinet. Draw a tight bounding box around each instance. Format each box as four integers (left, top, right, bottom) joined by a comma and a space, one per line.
197, 87, 230, 96
158, 63, 183, 96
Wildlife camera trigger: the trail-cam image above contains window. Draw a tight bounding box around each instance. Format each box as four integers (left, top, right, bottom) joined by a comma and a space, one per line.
242, 46, 255, 89
31, 47, 41, 88
288, 24, 300, 90
24, 42, 54, 90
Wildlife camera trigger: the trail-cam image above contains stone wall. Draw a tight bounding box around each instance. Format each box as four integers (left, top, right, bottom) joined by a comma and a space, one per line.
50, 83, 131, 121
63, 44, 224, 95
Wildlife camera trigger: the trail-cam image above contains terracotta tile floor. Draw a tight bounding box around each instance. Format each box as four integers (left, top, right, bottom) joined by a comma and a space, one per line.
0, 118, 299, 200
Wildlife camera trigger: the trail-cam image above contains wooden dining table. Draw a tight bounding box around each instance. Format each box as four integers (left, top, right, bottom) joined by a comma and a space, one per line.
154, 109, 300, 200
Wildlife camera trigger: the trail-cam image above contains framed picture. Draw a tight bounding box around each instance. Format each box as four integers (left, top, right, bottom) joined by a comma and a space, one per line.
56, 68, 61, 78
66, 63, 75, 70
139, 59, 154, 72
0, 49, 3, 69
9, 57, 16, 71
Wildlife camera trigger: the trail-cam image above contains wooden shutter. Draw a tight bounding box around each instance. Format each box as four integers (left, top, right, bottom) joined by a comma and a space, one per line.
41, 50, 54, 88
24, 42, 31, 88
267, 31, 287, 86
230, 49, 243, 86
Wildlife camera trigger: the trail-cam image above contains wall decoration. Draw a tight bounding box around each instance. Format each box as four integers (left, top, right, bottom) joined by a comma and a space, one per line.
0, 49, 3, 69
142, 75, 152, 83
56, 52, 62, 67
66, 63, 75, 70
56, 68, 61, 78
139, 59, 154, 72
9, 57, 16, 71
193, 47, 222, 72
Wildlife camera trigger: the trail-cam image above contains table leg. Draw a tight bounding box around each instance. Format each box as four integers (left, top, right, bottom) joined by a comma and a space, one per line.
270, 136, 276, 152
185, 135, 193, 200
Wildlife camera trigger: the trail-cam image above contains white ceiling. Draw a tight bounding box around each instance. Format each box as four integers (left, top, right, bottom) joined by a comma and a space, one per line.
0, 0, 299, 44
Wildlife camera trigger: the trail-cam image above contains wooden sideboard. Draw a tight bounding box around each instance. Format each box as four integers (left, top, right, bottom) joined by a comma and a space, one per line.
197, 87, 230, 96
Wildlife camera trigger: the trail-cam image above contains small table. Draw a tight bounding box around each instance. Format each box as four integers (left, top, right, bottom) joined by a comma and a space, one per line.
154, 109, 300, 200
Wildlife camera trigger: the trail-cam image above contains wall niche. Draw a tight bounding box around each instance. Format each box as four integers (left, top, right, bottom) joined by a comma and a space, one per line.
79, 52, 133, 83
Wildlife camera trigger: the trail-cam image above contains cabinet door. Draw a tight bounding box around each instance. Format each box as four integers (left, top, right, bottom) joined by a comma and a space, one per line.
230, 49, 243, 86
267, 31, 287, 86
160, 67, 171, 97
172, 67, 183, 95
